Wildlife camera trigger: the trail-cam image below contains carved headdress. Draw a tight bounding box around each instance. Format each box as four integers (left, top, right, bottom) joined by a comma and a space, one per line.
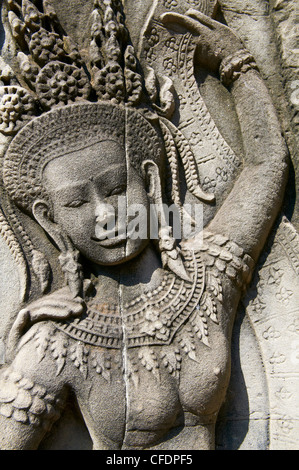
1, 0, 213, 207
0, 0, 213, 295
1, 0, 164, 213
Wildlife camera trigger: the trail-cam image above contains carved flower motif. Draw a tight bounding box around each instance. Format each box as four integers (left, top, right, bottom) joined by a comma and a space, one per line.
186, 0, 200, 6
216, 166, 228, 182
288, 318, 299, 335
93, 62, 125, 104
249, 296, 266, 317
163, 0, 178, 8
189, 131, 203, 146
268, 267, 284, 285
147, 27, 160, 48
36, 62, 91, 109
29, 30, 66, 66
144, 47, 157, 63
143, 27, 160, 63
276, 287, 293, 305
141, 309, 170, 342
262, 326, 281, 340
163, 57, 177, 76
0, 86, 37, 135
275, 387, 292, 401
202, 176, 217, 192
165, 37, 179, 52
278, 418, 294, 434
269, 352, 286, 364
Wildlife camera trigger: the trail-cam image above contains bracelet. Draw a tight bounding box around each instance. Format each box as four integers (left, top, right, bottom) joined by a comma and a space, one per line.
219, 50, 259, 87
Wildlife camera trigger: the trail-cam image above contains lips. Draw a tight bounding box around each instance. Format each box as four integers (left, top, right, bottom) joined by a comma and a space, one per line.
91, 225, 127, 247
91, 235, 126, 247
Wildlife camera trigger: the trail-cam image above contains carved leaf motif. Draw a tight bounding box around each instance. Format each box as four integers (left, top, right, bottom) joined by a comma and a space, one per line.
191, 307, 210, 347
50, 332, 68, 376
161, 347, 182, 379
138, 347, 160, 382
178, 329, 199, 363
34, 325, 50, 363
207, 271, 223, 302
127, 357, 140, 389
200, 291, 218, 324
70, 343, 89, 379
91, 352, 111, 383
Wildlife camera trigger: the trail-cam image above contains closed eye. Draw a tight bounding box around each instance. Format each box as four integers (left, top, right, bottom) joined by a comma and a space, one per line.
64, 199, 89, 208
108, 185, 126, 197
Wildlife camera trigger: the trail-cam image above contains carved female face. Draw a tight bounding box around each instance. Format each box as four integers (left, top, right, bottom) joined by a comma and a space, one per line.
41, 140, 151, 265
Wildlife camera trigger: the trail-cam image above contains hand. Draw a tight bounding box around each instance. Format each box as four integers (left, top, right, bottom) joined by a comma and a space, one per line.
161, 9, 244, 73
18, 286, 85, 324
7, 284, 90, 358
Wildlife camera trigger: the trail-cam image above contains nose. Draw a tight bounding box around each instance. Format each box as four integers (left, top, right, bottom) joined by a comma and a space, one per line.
94, 202, 117, 240
95, 202, 115, 226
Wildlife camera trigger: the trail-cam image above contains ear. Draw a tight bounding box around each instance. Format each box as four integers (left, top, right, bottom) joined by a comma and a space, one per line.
32, 200, 68, 253
142, 160, 163, 203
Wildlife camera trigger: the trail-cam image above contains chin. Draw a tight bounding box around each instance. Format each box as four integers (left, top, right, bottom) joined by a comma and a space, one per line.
82, 239, 149, 266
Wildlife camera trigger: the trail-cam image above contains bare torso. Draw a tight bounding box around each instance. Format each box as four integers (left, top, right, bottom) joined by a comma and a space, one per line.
0, 234, 253, 450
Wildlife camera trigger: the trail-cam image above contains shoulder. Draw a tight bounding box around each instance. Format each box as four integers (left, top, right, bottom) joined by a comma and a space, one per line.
182, 230, 255, 289
9, 321, 70, 388
0, 322, 69, 429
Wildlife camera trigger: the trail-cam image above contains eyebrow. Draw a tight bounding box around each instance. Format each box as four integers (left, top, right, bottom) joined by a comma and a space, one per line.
54, 182, 88, 200
53, 163, 126, 195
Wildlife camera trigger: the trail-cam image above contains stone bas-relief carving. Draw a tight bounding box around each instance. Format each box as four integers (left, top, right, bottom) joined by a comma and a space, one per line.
0, 0, 295, 450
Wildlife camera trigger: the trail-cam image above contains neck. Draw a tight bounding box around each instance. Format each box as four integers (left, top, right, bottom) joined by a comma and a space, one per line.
88, 242, 164, 292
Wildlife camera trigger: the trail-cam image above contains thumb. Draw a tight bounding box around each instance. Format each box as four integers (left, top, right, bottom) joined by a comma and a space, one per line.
160, 11, 204, 35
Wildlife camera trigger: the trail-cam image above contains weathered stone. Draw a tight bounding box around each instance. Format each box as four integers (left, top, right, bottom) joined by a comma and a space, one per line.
0, 0, 297, 451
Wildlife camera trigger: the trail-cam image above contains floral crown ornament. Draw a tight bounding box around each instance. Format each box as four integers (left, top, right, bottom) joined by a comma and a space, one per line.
5, 0, 91, 110
0, 0, 146, 131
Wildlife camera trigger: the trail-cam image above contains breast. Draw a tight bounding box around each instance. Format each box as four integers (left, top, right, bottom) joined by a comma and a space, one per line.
74, 323, 230, 450
178, 331, 231, 420
123, 346, 183, 449
75, 343, 182, 449
75, 346, 127, 448
122, 329, 230, 449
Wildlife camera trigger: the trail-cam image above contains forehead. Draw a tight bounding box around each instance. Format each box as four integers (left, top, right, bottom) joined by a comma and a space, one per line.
43, 140, 126, 188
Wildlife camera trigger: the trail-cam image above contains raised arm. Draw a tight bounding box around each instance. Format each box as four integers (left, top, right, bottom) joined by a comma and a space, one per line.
208, 67, 288, 261
161, 9, 289, 261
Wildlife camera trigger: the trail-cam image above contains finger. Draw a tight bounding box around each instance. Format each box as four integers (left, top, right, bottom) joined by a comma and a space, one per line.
30, 304, 82, 321
30, 305, 72, 321
185, 9, 216, 30
30, 299, 84, 315
83, 279, 94, 296
48, 289, 85, 303
55, 286, 81, 297
160, 12, 205, 35
54, 295, 85, 307
29, 297, 84, 314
